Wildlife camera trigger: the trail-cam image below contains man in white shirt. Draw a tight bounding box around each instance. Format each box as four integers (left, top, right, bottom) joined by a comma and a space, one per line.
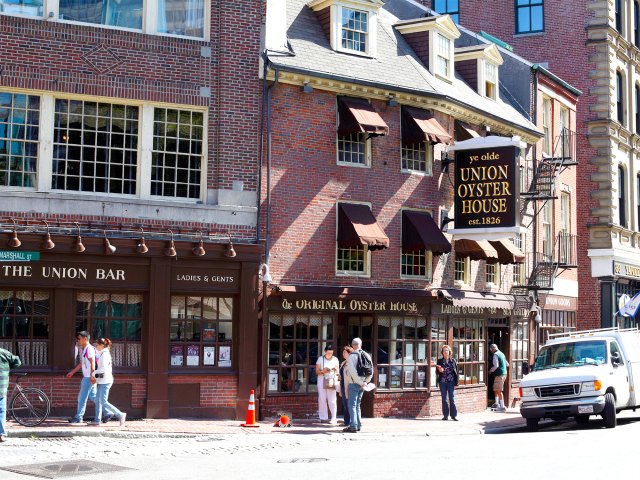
66, 331, 97, 423
343, 337, 373, 433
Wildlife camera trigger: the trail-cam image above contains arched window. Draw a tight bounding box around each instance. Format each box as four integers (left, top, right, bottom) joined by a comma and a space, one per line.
617, 0, 624, 33
617, 71, 625, 125
619, 165, 627, 227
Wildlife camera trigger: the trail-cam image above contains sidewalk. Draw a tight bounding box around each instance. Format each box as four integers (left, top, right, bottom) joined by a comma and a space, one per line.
7, 408, 529, 439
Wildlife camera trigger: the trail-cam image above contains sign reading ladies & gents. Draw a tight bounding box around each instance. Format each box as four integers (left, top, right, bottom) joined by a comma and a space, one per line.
454, 146, 518, 229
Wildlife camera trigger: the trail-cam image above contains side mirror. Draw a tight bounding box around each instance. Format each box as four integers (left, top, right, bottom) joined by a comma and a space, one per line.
611, 352, 622, 366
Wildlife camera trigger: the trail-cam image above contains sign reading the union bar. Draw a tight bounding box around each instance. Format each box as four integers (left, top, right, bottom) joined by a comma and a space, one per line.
454, 146, 518, 230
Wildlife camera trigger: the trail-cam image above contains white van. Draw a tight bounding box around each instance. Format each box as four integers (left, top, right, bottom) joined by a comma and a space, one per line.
519, 327, 640, 431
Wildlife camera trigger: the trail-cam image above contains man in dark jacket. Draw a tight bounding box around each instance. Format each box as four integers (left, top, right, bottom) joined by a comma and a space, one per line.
0, 348, 22, 442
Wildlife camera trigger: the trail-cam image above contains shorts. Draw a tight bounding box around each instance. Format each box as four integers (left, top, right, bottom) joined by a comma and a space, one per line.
493, 375, 506, 391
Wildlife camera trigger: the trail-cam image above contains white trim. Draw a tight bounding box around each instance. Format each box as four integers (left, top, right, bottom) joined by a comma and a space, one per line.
447, 135, 526, 152
139, 105, 154, 199
37, 95, 54, 193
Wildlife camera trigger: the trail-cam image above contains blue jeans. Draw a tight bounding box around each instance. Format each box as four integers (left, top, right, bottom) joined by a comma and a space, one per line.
72, 377, 96, 421
0, 395, 6, 436
340, 390, 351, 425
439, 382, 457, 418
347, 383, 364, 430
95, 383, 122, 422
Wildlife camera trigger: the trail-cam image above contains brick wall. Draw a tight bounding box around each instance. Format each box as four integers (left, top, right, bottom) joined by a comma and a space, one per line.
169, 374, 238, 408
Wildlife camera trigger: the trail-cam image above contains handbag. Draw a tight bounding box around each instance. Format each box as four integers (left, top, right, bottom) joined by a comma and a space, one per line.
322, 358, 336, 389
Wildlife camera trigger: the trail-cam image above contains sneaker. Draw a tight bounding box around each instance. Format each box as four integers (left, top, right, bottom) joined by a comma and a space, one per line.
119, 413, 127, 427
0, 435, 6, 443
490, 403, 499, 409
102, 414, 114, 423
68, 417, 82, 424
342, 427, 358, 433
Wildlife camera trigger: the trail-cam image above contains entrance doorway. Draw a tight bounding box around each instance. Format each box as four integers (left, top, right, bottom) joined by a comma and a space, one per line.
337, 314, 374, 418
487, 323, 510, 407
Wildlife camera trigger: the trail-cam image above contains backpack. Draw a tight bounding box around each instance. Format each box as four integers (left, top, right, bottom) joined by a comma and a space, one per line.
355, 350, 373, 377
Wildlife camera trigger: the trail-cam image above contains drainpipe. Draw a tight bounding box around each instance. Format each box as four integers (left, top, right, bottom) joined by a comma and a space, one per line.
265, 66, 279, 266
256, 51, 269, 244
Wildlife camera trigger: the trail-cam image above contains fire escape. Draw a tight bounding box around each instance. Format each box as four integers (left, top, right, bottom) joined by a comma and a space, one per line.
512, 128, 578, 299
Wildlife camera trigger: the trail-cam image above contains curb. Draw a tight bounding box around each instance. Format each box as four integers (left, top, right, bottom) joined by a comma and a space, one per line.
8, 430, 214, 440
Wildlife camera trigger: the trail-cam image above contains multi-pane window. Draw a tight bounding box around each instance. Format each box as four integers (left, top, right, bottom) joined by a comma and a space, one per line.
76, 292, 142, 368
158, 0, 205, 38
542, 96, 552, 155
338, 132, 367, 165
619, 165, 627, 227
616, 0, 623, 33
436, 33, 451, 77
341, 7, 368, 53
53, 100, 139, 194
538, 310, 576, 347
59, 0, 143, 29
0, 0, 43, 15
637, 175, 640, 228
560, 193, 570, 235
542, 201, 553, 257
433, 0, 459, 23
485, 62, 498, 99
337, 244, 368, 274
452, 319, 485, 385
0, 92, 39, 188
267, 314, 334, 394
559, 106, 570, 157
516, 0, 544, 34
617, 71, 625, 125
454, 257, 469, 284
511, 320, 529, 380
0, 290, 49, 367
513, 234, 526, 285
169, 296, 233, 368
486, 263, 500, 285
430, 317, 447, 387
402, 248, 431, 278
401, 141, 431, 173
151, 108, 204, 199
377, 317, 429, 389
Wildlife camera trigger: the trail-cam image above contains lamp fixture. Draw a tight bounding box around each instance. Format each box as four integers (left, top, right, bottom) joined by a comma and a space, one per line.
72, 222, 85, 253
530, 305, 542, 323
440, 150, 454, 173
261, 263, 272, 283
8, 218, 21, 248
164, 230, 177, 257
440, 212, 454, 232
103, 230, 116, 255
302, 82, 314, 93
387, 95, 399, 107
192, 231, 206, 257
224, 232, 236, 258
136, 228, 149, 254
41, 220, 55, 250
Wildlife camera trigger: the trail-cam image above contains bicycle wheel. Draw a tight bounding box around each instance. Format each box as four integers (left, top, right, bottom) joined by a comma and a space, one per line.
11, 387, 51, 427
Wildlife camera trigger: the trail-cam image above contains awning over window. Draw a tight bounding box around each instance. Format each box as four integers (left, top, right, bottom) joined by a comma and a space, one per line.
338, 97, 389, 136
438, 289, 515, 311
402, 211, 451, 255
455, 120, 480, 141
401, 106, 452, 145
338, 203, 389, 251
489, 239, 525, 264
454, 239, 499, 262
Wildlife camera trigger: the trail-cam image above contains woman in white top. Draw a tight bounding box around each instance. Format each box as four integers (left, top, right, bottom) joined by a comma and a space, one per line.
315, 344, 339, 424
88, 338, 126, 427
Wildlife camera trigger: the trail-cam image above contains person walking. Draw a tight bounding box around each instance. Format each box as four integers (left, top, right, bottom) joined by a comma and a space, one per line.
88, 338, 126, 427
66, 331, 97, 424
436, 344, 459, 421
337, 345, 353, 427
343, 337, 373, 433
489, 344, 508, 412
315, 344, 339, 424
0, 348, 21, 442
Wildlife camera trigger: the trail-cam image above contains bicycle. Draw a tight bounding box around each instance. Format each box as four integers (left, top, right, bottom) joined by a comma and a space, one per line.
9, 373, 51, 427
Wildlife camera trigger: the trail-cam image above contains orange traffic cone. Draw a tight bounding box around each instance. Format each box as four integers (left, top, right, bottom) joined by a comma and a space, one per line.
240, 389, 260, 427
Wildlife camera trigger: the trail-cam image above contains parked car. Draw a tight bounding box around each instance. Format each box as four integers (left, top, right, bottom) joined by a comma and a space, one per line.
519, 327, 640, 431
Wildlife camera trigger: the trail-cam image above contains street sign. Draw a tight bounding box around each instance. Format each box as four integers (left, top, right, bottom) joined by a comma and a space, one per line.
0, 251, 40, 262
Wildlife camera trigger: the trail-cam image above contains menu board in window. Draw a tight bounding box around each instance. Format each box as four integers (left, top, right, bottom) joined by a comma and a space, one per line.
170, 345, 183, 366
187, 345, 200, 366
218, 346, 231, 367
203, 346, 215, 366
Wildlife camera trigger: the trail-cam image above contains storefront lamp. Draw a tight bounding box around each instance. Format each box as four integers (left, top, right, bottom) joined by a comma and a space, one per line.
224, 232, 236, 258
41, 220, 55, 250
192, 231, 206, 256
261, 264, 272, 283
164, 230, 177, 257
72, 222, 85, 253
103, 231, 116, 255
8, 218, 21, 248
136, 228, 149, 254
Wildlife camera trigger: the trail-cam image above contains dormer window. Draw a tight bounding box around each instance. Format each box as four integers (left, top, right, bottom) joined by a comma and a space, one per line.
454, 44, 503, 99
308, 0, 382, 57
436, 33, 451, 77
484, 62, 498, 100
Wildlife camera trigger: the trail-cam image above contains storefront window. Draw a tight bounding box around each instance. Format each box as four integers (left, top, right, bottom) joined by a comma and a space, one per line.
430, 317, 447, 387
511, 320, 529, 380
169, 296, 233, 369
76, 292, 142, 368
538, 310, 576, 347
376, 316, 429, 389
452, 319, 485, 385
0, 290, 49, 367
267, 314, 334, 394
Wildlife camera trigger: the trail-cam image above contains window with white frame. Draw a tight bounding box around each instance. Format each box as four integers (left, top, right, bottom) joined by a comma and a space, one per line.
337, 132, 368, 166
0, 1, 207, 39
401, 141, 431, 173
512, 234, 525, 285
542, 201, 553, 257
436, 33, 451, 77
341, 7, 368, 53
486, 263, 500, 286
151, 108, 204, 199
0, 92, 39, 188
337, 244, 368, 275
454, 257, 469, 284
542, 96, 552, 155
53, 99, 139, 194
485, 62, 498, 100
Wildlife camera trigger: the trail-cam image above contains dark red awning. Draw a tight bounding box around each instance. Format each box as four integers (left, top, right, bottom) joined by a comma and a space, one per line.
402, 211, 451, 255
338, 203, 389, 251
455, 239, 499, 262
338, 97, 389, 136
455, 120, 480, 141
489, 239, 525, 264
402, 106, 452, 145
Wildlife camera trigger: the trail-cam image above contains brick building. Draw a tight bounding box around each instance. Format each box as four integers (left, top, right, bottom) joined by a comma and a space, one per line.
0, 2, 264, 419
258, 0, 578, 419
425, 0, 640, 329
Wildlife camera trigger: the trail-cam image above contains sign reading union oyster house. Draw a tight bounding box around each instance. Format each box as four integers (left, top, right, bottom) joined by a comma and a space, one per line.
454, 146, 518, 230
281, 297, 419, 314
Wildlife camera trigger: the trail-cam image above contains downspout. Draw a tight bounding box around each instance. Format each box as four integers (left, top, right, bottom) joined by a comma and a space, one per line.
257, 51, 269, 244
265, 66, 279, 265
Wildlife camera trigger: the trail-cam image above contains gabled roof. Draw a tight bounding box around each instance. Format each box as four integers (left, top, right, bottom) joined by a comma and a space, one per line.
455, 43, 504, 66
308, 0, 384, 11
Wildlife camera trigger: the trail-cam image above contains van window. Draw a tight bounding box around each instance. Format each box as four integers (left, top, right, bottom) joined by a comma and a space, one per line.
534, 340, 607, 370
610, 342, 624, 365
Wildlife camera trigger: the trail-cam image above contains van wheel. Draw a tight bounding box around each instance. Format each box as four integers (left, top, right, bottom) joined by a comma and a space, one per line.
575, 415, 590, 425
526, 418, 539, 432
602, 393, 616, 429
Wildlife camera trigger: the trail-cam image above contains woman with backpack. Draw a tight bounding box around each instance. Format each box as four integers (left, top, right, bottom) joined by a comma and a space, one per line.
436, 344, 459, 421
88, 338, 127, 427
